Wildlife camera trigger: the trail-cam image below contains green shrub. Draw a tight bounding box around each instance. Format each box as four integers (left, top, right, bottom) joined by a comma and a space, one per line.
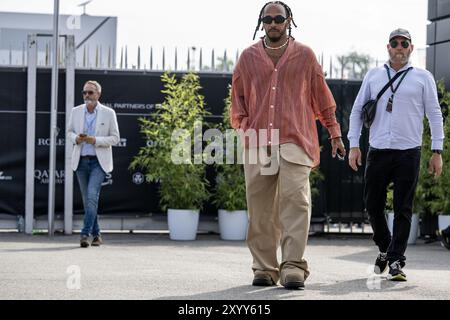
415, 80, 449, 216
130, 73, 210, 211
213, 86, 247, 211
434, 80, 450, 214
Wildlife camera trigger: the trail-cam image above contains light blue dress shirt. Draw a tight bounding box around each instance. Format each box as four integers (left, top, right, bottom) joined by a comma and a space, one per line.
80, 105, 97, 156
348, 62, 444, 151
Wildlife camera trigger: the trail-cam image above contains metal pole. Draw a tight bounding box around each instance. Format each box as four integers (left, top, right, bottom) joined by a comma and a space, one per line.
329, 56, 333, 79
64, 35, 75, 235
108, 46, 111, 68
125, 45, 128, 69
187, 48, 190, 70
137, 46, 141, 69
25, 35, 37, 235
120, 46, 123, 69
150, 46, 153, 70
174, 47, 178, 71
22, 42, 26, 66
223, 50, 227, 71
48, 0, 60, 236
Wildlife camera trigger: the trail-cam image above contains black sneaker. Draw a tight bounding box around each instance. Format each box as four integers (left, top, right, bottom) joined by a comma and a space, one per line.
388, 261, 407, 281
80, 236, 90, 248
443, 236, 450, 250
374, 252, 388, 274
438, 230, 450, 250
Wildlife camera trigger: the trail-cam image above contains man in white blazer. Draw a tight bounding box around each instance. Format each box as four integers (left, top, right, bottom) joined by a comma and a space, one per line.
67, 80, 120, 248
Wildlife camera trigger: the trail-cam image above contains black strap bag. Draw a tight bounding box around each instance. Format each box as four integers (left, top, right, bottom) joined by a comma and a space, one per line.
361, 67, 412, 129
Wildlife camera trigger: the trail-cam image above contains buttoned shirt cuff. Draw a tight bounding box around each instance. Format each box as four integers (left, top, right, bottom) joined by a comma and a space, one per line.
431, 140, 443, 151
349, 138, 360, 149
327, 125, 342, 140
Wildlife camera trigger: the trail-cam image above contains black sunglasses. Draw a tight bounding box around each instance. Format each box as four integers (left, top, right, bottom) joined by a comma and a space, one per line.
390, 40, 410, 49
261, 15, 287, 24
82, 90, 95, 95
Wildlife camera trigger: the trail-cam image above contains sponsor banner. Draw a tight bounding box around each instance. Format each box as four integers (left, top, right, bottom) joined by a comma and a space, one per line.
0, 68, 365, 219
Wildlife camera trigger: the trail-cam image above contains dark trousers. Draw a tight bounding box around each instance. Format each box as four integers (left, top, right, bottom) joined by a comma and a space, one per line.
364, 147, 421, 266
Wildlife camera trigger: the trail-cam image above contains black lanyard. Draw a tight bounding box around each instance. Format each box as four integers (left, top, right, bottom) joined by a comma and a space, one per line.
384, 65, 411, 112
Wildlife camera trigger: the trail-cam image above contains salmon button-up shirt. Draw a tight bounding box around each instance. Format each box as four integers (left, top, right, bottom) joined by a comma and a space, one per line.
230, 38, 342, 166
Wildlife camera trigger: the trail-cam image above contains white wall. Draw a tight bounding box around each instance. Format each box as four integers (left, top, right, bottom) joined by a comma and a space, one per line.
0, 12, 117, 67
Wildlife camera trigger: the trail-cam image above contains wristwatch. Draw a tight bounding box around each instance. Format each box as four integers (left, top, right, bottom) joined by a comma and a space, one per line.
432, 150, 442, 155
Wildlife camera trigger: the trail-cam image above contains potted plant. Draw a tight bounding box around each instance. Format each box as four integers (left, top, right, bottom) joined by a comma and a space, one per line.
434, 80, 450, 230
130, 72, 210, 240
414, 89, 440, 237
213, 86, 248, 240
215, 163, 248, 241
415, 117, 439, 239
415, 80, 450, 237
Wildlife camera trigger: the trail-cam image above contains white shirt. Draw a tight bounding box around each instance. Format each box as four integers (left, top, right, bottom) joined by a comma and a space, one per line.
348, 62, 444, 150
80, 106, 97, 156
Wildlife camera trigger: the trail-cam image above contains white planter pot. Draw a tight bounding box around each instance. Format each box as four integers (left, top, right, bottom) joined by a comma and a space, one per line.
438, 215, 450, 231
387, 212, 419, 245
167, 209, 199, 241
218, 210, 248, 241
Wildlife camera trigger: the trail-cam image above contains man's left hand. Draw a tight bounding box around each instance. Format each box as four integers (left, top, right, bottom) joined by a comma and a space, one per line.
428, 153, 443, 178
84, 136, 96, 145
331, 137, 346, 160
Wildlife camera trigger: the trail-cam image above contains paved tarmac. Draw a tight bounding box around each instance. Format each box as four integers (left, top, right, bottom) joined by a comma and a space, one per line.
1, 233, 449, 300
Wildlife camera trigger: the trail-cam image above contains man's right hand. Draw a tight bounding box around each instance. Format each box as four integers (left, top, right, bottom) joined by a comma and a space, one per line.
348, 147, 362, 172
76, 135, 86, 145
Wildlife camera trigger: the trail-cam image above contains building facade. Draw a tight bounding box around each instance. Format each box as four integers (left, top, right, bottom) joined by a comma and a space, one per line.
0, 11, 117, 68
427, 0, 450, 88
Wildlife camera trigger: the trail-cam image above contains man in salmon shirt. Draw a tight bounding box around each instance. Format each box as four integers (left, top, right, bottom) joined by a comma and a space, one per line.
230, 1, 346, 290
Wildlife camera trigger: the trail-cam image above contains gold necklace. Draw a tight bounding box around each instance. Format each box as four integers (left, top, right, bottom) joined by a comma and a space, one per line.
264, 37, 289, 50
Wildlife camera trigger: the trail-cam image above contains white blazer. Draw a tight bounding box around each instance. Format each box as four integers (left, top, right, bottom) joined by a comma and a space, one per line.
67, 103, 120, 173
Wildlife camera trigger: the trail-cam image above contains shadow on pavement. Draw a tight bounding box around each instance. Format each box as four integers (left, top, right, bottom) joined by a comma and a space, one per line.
1, 246, 81, 253
306, 278, 417, 296
155, 278, 417, 300
155, 285, 304, 300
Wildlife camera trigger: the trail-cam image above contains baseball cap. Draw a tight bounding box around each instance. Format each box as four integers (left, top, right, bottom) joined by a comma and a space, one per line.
389, 28, 412, 41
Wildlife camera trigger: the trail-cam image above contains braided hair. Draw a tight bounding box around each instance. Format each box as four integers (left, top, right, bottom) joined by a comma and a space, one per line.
253, 1, 297, 40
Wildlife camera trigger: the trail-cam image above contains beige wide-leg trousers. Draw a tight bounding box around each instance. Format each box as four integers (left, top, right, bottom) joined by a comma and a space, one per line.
244, 143, 313, 283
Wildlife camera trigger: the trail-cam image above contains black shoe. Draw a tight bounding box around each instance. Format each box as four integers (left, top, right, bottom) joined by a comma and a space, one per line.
374, 252, 388, 274
283, 281, 305, 290
80, 236, 90, 248
280, 270, 305, 290
443, 236, 450, 250
438, 230, 450, 250
91, 236, 103, 247
388, 261, 407, 281
252, 271, 275, 286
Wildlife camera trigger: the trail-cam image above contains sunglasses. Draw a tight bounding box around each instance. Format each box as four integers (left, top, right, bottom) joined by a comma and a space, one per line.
261, 15, 287, 24
82, 90, 95, 95
390, 40, 410, 49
